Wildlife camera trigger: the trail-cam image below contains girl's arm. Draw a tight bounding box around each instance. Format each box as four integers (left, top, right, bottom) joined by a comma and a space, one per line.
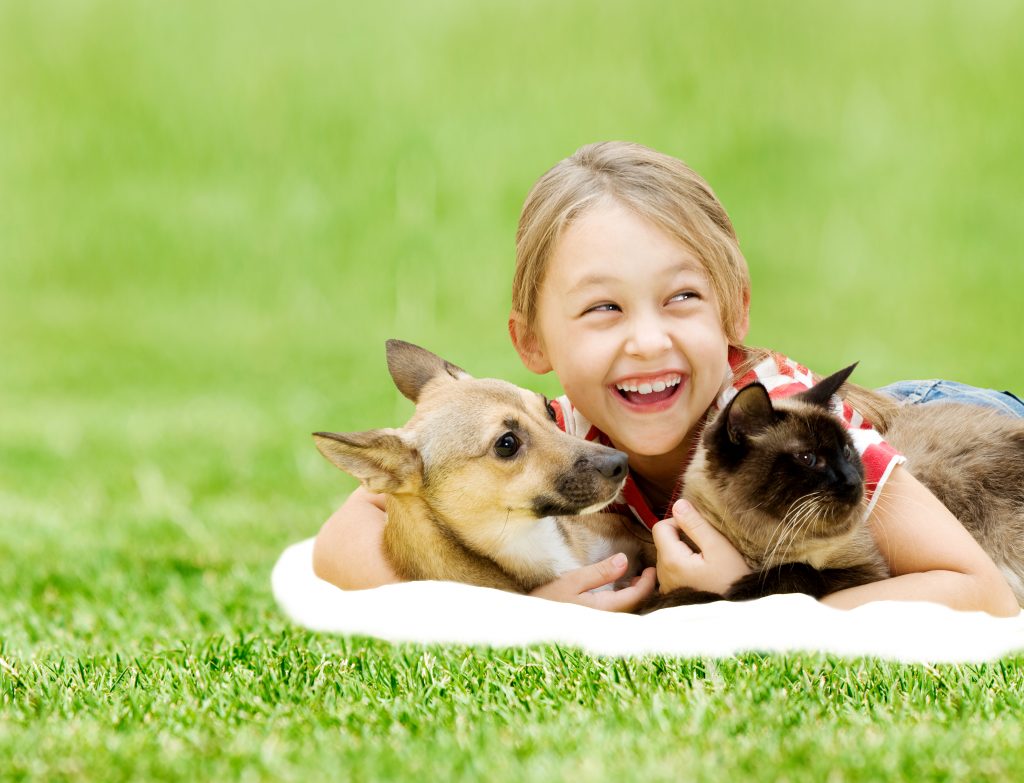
819, 466, 1019, 616
655, 467, 1019, 617
312, 486, 400, 589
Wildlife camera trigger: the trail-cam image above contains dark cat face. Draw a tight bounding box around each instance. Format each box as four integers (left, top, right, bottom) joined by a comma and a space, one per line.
702, 366, 866, 550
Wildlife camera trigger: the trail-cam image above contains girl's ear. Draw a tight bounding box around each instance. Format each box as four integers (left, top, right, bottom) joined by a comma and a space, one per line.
508, 312, 553, 374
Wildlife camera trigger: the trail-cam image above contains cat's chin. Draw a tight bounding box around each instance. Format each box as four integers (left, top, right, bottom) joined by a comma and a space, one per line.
804, 508, 863, 539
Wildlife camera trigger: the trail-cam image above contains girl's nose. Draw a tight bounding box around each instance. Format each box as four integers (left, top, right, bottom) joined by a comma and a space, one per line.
624, 313, 672, 359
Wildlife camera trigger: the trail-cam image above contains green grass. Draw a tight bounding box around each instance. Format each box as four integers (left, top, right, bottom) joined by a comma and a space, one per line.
2, 1, 1023, 780
5, 641, 1024, 782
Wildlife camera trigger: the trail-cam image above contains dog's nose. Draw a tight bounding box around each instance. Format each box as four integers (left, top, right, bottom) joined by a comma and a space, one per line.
592, 452, 628, 481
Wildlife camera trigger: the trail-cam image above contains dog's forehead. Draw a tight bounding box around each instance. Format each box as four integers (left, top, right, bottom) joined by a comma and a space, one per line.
413, 377, 539, 437
441, 376, 533, 408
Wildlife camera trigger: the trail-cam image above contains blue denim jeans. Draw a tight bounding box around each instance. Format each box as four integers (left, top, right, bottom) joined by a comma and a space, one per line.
878, 379, 1024, 418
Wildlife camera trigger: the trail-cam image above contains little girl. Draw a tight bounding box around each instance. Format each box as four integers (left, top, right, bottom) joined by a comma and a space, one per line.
314, 142, 1021, 616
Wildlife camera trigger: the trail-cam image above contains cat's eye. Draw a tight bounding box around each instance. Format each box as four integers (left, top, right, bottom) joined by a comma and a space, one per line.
795, 452, 818, 468
494, 432, 521, 458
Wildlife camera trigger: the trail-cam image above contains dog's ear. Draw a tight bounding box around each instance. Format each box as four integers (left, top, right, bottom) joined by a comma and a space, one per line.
313, 429, 422, 494
795, 363, 858, 409
385, 340, 470, 402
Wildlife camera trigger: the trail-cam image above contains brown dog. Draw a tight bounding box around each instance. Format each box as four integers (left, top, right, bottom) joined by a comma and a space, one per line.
314, 340, 652, 593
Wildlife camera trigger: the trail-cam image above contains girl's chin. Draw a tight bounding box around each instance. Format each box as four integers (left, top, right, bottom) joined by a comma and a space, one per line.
609, 425, 689, 459
602, 411, 693, 458
620, 440, 686, 460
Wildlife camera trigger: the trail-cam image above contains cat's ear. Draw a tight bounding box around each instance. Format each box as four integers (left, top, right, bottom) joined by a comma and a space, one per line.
796, 363, 859, 409
724, 383, 776, 444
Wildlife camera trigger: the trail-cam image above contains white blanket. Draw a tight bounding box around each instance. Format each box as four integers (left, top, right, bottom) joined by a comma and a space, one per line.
272, 538, 1024, 663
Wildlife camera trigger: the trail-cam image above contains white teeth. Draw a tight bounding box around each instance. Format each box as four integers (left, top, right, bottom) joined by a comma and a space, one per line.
615, 374, 682, 394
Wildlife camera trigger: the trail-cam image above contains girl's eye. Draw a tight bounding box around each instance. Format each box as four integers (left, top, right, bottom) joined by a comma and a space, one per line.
794, 452, 818, 468
669, 291, 698, 304
583, 303, 620, 315
494, 432, 521, 458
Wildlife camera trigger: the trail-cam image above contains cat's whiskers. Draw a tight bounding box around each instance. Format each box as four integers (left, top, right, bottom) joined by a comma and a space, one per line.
790, 491, 828, 548
784, 493, 825, 564
760, 512, 794, 570
761, 499, 807, 571
763, 498, 807, 570
762, 491, 824, 571
736, 499, 768, 516
791, 492, 838, 575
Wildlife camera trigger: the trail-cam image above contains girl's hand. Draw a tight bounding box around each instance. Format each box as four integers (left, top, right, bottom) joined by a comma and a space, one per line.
652, 499, 752, 594
530, 554, 657, 612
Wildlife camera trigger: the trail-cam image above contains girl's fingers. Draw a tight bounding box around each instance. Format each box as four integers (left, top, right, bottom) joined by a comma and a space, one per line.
530, 554, 627, 603
530, 555, 660, 613
652, 518, 694, 565
669, 499, 752, 593
671, 499, 728, 554
570, 552, 630, 592
592, 566, 657, 612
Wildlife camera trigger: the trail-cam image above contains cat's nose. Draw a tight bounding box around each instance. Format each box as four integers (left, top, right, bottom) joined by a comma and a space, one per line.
839, 463, 863, 492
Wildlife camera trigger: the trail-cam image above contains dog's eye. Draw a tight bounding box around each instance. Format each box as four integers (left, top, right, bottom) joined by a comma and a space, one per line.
494, 432, 521, 458
794, 452, 818, 468
545, 399, 557, 422
843, 444, 853, 460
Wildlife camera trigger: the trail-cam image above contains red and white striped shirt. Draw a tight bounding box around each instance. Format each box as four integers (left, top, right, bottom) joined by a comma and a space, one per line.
548, 346, 905, 531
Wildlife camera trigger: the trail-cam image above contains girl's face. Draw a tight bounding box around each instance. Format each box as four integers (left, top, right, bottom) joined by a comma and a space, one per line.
523, 199, 741, 466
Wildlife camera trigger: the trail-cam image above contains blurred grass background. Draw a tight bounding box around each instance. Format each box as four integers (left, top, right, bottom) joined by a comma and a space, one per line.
2, 1, 1023, 780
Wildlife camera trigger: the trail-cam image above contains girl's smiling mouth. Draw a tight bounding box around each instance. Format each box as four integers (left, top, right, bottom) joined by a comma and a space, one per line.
611, 373, 686, 410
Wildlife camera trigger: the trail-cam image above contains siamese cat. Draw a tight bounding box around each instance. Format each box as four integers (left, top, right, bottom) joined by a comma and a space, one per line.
644, 365, 1024, 611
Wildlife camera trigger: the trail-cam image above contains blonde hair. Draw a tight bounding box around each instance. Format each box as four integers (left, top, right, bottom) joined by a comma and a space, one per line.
512, 141, 750, 343
511, 141, 899, 431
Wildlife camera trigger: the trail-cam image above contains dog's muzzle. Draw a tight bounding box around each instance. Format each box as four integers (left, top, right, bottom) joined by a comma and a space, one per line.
530, 450, 629, 517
